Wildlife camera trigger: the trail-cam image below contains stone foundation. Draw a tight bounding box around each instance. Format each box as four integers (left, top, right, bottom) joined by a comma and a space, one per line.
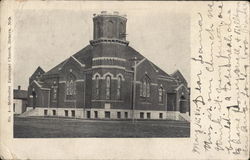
23, 107, 186, 121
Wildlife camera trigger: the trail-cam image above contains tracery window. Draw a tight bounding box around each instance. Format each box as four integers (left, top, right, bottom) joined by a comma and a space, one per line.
66, 73, 76, 96
140, 76, 150, 98
106, 75, 111, 99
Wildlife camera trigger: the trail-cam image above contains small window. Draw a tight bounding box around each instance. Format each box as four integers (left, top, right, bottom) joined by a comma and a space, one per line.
147, 112, 151, 119
65, 110, 68, 117
105, 111, 110, 119
159, 113, 163, 119
117, 112, 121, 118
94, 111, 98, 118
53, 110, 56, 116
124, 112, 128, 119
140, 112, 144, 119
44, 109, 48, 116
71, 110, 75, 117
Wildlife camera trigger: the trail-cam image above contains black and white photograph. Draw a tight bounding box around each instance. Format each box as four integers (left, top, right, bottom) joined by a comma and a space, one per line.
1, 1, 249, 160
13, 6, 190, 138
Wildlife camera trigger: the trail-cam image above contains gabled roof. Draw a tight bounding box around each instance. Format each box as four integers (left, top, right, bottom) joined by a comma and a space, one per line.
44, 45, 92, 76
14, 90, 27, 99
170, 69, 187, 84
149, 61, 171, 78
135, 57, 171, 78
41, 43, 175, 79
30, 66, 45, 78
43, 59, 69, 76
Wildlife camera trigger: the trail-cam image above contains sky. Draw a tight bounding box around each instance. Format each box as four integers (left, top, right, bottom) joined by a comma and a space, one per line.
14, 2, 190, 90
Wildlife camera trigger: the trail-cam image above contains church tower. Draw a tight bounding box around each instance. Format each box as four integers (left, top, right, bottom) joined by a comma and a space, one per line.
90, 11, 129, 45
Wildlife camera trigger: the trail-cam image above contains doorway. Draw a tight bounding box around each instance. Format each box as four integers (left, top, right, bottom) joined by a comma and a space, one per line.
32, 90, 36, 109
180, 96, 186, 113
87, 111, 91, 118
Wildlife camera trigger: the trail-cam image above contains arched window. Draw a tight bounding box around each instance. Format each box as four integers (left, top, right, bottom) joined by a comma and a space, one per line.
66, 73, 76, 96
146, 82, 150, 97
159, 87, 163, 103
141, 77, 150, 98
117, 76, 122, 99
143, 80, 147, 97
120, 22, 125, 39
52, 81, 57, 100
53, 86, 57, 100
139, 82, 143, 96
97, 21, 102, 38
107, 20, 114, 38
95, 75, 100, 99
106, 75, 111, 99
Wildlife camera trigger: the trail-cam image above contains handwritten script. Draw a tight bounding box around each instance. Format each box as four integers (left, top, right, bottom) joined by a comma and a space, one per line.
192, 1, 249, 157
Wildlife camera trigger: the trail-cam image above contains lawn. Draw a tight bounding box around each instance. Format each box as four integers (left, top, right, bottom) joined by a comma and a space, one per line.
14, 116, 190, 138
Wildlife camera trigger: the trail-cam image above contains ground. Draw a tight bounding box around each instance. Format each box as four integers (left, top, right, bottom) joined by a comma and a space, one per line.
14, 116, 190, 138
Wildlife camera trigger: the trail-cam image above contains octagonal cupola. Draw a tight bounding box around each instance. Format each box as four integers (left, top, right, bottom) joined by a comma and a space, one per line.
90, 11, 129, 46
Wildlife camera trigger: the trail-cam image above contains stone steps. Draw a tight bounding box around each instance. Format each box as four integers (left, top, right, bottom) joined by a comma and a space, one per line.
19, 108, 38, 117
179, 113, 190, 122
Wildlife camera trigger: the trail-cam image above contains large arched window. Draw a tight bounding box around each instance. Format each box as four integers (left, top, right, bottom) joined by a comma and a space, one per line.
53, 87, 57, 100
95, 75, 100, 99
143, 80, 147, 97
119, 22, 125, 39
117, 76, 122, 99
107, 20, 114, 38
139, 82, 143, 96
52, 81, 57, 100
106, 75, 111, 99
146, 82, 150, 97
97, 21, 102, 38
66, 73, 76, 96
140, 76, 150, 98
159, 87, 163, 103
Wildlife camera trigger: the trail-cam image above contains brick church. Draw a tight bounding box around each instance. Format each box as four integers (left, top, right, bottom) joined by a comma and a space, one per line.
25, 11, 190, 121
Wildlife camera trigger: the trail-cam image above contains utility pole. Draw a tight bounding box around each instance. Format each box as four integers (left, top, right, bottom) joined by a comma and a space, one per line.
130, 57, 140, 123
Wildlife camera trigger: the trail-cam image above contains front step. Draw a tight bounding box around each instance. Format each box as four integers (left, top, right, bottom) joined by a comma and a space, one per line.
179, 113, 190, 122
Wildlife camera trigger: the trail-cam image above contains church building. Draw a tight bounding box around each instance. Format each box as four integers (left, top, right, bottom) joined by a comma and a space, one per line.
25, 11, 190, 121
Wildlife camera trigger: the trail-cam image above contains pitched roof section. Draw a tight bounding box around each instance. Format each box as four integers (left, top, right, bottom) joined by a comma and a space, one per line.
170, 70, 187, 85
30, 66, 45, 78
73, 45, 93, 65
44, 45, 92, 76
43, 58, 69, 76
42, 43, 176, 79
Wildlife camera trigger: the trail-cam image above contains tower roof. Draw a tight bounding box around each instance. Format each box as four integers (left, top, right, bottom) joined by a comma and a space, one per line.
93, 11, 127, 20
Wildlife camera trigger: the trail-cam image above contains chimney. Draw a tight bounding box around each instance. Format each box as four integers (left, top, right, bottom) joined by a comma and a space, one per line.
18, 85, 21, 90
